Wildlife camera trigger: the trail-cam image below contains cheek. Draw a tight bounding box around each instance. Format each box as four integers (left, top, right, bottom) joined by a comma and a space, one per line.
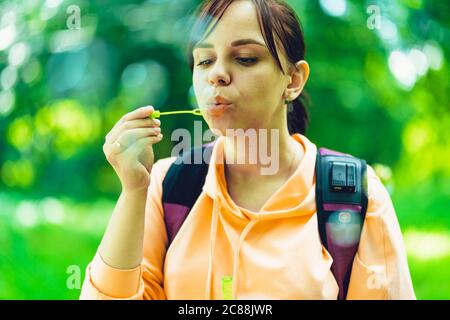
237, 69, 282, 108
192, 73, 205, 103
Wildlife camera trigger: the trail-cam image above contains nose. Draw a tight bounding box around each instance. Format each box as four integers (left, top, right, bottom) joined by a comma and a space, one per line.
208, 60, 230, 87
209, 78, 228, 87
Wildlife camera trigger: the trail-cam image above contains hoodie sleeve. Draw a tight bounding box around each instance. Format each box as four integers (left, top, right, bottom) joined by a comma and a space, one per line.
79, 157, 176, 300
346, 165, 416, 300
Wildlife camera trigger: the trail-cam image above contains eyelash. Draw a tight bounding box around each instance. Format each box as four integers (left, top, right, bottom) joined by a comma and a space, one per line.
196, 57, 258, 67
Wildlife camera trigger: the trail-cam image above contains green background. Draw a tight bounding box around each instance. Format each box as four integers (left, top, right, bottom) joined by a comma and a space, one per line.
0, 0, 449, 299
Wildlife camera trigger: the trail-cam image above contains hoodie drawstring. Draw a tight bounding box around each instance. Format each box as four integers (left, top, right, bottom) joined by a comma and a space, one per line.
232, 218, 258, 300
204, 196, 220, 299
204, 195, 260, 299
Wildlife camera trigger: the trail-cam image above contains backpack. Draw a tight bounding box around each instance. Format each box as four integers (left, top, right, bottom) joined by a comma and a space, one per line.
161, 142, 368, 300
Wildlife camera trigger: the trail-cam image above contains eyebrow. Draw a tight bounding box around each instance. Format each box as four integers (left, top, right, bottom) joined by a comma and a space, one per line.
194, 38, 267, 49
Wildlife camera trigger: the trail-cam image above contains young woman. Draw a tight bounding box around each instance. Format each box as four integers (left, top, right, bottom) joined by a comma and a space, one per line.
80, 0, 415, 300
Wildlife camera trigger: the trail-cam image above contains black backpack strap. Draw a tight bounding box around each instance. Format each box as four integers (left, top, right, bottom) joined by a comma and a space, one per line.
162, 143, 215, 245
315, 147, 368, 300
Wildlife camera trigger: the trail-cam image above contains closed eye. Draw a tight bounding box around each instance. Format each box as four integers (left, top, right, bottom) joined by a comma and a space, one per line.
197, 59, 213, 67
236, 57, 258, 65
196, 57, 258, 67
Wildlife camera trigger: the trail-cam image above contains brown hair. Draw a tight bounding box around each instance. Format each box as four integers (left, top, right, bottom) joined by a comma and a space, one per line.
187, 0, 310, 135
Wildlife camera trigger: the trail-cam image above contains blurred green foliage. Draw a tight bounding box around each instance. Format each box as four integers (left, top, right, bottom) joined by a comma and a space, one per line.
0, 0, 449, 299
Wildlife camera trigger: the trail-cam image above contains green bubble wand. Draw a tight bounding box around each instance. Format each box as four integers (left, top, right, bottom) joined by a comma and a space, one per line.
150, 108, 203, 119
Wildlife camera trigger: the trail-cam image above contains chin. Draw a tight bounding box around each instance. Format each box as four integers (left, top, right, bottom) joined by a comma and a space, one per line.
204, 117, 232, 136
208, 125, 253, 138
206, 122, 230, 136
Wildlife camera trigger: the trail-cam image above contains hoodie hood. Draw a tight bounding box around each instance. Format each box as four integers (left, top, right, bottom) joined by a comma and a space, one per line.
203, 133, 318, 220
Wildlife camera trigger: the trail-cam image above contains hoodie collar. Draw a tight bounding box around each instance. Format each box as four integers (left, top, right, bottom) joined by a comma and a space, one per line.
202, 133, 317, 220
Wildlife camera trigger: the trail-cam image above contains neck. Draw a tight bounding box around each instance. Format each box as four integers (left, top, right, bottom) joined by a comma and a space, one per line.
222, 126, 303, 180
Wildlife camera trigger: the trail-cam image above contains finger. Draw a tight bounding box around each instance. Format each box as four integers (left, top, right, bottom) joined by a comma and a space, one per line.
120, 105, 156, 124
108, 129, 162, 156
117, 127, 162, 147
119, 133, 164, 153
107, 118, 161, 143
135, 134, 164, 147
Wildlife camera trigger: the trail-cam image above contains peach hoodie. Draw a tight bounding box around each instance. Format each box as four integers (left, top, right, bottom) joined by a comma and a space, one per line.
80, 133, 415, 300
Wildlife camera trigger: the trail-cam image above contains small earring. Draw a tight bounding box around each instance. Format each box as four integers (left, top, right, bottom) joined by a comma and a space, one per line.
284, 98, 290, 104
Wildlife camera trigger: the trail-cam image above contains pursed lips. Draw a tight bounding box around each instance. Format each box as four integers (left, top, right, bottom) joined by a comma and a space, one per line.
206, 96, 233, 116
209, 95, 232, 106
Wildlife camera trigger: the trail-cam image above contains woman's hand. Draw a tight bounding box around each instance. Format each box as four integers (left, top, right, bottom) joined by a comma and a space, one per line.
103, 105, 163, 193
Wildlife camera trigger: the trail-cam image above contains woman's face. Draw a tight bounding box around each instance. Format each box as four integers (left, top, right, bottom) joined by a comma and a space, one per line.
192, 0, 291, 136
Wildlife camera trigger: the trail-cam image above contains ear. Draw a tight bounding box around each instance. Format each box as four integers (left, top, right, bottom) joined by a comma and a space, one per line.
284, 60, 310, 101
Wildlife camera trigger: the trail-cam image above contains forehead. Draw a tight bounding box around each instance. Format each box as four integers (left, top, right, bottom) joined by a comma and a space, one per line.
199, 1, 265, 46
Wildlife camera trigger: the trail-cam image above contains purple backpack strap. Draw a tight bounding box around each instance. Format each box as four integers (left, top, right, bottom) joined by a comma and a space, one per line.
315, 147, 368, 300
